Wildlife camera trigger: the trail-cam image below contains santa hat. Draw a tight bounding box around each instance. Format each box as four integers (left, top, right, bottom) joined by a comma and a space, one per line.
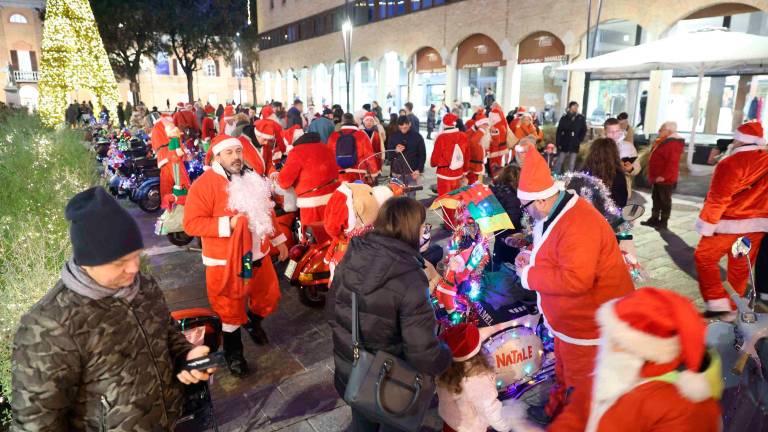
185, 103, 194, 110
596, 287, 714, 402
210, 134, 242, 156
253, 119, 275, 140
223, 105, 235, 119
475, 113, 489, 127
283, 124, 304, 146
489, 107, 505, 126
734, 122, 766, 145
517, 106, 527, 114
176, 102, 185, 109
517, 148, 558, 201
440, 323, 482, 362
443, 113, 458, 128
363, 112, 376, 122
261, 105, 274, 119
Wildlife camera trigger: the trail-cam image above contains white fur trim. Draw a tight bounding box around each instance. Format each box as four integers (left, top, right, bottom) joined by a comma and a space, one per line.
336, 183, 357, 235
211, 161, 228, 178
676, 370, 713, 402
454, 342, 483, 362
296, 192, 333, 208
202, 255, 227, 266
254, 128, 274, 140
487, 149, 509, 158
212, 137, 242, 155
341, 125, 359, 131
517, 183, 560, 201
222, 323, 240, 332
520, 264, 532, 290
218, 216, 231, 237
270, 233, 287, 246
596, 300, 681, 364
730, 144, 767, 155
733, 130, 767, 145
706, 298, 732, 312
157, 158, 169, 168
696, 216, 768, 235
436, 173, 464, 180
475, 118, 489, 126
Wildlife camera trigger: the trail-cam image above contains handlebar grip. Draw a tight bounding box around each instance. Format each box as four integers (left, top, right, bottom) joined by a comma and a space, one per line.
404, 185, 423, 192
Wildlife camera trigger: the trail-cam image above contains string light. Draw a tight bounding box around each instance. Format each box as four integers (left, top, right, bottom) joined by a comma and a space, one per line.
38, 0, 119, 127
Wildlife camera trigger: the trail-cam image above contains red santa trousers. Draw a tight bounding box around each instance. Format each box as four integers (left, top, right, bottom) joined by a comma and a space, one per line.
437, 177, 462, 227
546, 337, 597, 432
204, 257, 281, 325
299, 205, 327, 233
694, 231, 764, 310
159, 161, 191, 200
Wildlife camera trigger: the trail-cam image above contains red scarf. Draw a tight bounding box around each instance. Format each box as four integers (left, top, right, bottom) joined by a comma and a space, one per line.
222, 216, 254, 299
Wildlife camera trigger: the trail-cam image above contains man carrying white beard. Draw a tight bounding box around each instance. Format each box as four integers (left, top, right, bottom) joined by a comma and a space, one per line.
184, 135, 289, 378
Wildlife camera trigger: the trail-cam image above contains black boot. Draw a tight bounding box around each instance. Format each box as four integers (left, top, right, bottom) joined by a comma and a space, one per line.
222, 328, 250, 377
640, 215, 659, 227
656, 218, 669, 230
244, 310, 269, 345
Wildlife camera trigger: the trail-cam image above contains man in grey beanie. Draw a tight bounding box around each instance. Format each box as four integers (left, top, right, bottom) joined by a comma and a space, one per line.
11, 187, 216, 431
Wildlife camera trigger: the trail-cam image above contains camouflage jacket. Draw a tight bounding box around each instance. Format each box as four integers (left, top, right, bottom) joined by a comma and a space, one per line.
11, 274, 192, 431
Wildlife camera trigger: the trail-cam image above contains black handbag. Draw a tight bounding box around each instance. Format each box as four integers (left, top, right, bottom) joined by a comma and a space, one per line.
343, 292, 436, 432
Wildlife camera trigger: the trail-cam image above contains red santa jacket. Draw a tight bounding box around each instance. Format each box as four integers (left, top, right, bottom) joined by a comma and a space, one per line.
172, 109, 199, 133
262, 116, 286, 160
647, 136, 684, 184
695, 145, 768, 236
520, 192, 634, 342
487, 109, 508, 159
430, 128, 469, 181
201, 117, 216, 141
328, 126, 379, 180
362, 127, 384, 168
468, 128, 488, 177
238, 135, 275, 177
277, 133, 340, 209
183, 163, 286, 266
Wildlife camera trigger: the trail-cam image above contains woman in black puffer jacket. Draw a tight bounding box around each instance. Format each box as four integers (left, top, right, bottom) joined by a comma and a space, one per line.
329, 197, 452, 431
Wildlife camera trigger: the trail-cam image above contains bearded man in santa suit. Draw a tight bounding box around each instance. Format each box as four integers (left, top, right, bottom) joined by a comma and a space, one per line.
151, 115, 190, 202
277, 131, 339, 231
430, 113, 469, 227
219, 105, 236, 135
172, 102, 200, 137
466, 114, 491, 184
183, 135, 289, 377
514, 149, 634, 431
486, 105, 508, 171
585, 287, 721, 432
695, 121, 768, 320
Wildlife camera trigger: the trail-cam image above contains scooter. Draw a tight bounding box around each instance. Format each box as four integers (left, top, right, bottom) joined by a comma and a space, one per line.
707, 236, 768, 431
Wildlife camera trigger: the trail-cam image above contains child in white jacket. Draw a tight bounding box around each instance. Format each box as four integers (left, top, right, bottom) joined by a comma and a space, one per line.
437, 323, 541, 432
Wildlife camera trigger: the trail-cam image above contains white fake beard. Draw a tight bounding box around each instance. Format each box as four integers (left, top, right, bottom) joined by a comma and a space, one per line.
480, 130, 491, 150
224, 122, 236, 135
227, 171, 275, 239
592, 340, 645, 402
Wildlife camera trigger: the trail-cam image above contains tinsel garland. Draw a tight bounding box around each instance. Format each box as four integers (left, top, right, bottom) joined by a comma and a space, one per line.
556, 172, 633, 237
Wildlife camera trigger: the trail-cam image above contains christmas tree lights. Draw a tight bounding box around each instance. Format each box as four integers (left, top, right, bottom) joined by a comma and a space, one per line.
38, 0, 119, 127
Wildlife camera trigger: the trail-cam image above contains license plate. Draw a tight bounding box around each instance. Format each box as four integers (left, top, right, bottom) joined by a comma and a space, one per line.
284, 260, 298, 279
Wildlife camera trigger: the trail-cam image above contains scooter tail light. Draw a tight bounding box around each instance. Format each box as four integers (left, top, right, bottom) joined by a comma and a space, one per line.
289, 244, 307, 261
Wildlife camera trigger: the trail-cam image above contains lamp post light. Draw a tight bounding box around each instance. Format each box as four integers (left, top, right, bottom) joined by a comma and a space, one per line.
341, 19, 353, 113
235, 49, 243, 106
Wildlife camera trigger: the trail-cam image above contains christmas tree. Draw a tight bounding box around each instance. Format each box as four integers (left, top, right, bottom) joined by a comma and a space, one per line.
38, 0, 119, 127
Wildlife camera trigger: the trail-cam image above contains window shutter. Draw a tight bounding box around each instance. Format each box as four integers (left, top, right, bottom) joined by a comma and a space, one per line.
214, 59, 220, 77
10, 50, 18, 71
30, 51, 37, 71
173, 59, 178, 75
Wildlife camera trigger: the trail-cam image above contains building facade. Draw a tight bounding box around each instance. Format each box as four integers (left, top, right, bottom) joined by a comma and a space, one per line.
0, 0, 44, 109
255, 0, 768, 136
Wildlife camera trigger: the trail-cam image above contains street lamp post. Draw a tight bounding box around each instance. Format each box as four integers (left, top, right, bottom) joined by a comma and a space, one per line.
341, 19, 353, 113
235, 49, 243, 106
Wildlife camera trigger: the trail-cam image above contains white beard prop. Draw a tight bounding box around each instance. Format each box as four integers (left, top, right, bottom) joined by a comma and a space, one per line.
227, 170, 275, 239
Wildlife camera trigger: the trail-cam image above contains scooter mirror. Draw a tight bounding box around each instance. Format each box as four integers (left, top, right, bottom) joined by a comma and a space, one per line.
621, 203, 645, 221
731, 236, 751, 259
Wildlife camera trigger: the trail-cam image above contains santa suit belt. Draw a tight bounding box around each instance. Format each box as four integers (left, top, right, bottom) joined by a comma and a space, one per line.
296, 192, 333, 208
487, 149, 509, 158
436, 173, 465, 181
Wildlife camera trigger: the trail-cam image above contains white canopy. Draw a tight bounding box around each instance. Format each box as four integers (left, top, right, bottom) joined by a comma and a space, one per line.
560, 29, 768, 175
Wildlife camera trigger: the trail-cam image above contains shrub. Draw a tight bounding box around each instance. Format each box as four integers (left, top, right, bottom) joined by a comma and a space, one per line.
0, 113, 96, 414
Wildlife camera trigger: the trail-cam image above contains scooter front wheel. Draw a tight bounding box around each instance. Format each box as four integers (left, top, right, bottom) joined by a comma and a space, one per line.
167, 231, 195, 247
298, 285, 326, 309
138, 185, 161, 213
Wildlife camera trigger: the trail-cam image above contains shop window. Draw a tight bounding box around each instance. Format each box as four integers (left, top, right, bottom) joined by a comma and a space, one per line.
155, 52, 170, 75
9, 13, 27, 24
203, 59, 217, 77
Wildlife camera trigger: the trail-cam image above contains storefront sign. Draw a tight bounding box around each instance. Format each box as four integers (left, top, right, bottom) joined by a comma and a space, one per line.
415, 47, 445, 73
518, 31, 566, 64
457, 34, 506, 69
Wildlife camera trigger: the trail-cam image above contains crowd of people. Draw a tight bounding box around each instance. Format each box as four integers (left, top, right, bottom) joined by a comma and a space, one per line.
8, 91, 768, 432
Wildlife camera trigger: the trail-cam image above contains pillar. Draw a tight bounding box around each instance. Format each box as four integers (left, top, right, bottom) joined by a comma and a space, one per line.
644, 69, 673, 135
445, 50, 458, 106
704, 76, 725, 134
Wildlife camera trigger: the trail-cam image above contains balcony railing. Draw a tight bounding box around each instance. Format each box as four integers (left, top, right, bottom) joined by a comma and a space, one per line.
13, 70, 38, 82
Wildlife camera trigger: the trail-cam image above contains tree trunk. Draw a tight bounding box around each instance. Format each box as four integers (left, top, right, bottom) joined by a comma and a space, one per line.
185, 69, 194, 103
129, 77, 141, 105
250, 74, 257, 107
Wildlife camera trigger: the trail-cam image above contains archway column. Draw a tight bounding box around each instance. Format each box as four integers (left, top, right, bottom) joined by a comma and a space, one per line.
445, 50, 457, 107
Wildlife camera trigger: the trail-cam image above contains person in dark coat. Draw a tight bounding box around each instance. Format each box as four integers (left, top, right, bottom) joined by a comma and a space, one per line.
215, 104, 225, 122
329, 196, 451, 432
65, 103, 79, 128
555, 101, 587, 174
386, 116, 426, 197
116, 102, 125, 128
490, 165, 523, 271
426, 104, 436, 140
286, 99, 304, 129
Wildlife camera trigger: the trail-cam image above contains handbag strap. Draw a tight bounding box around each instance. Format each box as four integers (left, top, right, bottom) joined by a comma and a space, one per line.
351, 291, 362, 361
375, 359, 423, 416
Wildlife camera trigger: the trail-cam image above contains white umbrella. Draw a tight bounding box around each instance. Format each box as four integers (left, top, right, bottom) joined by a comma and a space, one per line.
560, 28, 768, 175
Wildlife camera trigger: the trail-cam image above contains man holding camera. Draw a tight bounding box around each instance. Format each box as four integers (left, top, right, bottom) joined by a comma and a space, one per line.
12, 187, 214, 431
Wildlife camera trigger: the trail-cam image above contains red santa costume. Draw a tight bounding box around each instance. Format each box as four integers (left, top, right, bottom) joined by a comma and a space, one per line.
516, 149, 634, 431
430, 113, 469, 226
361, 112, 385, 166
260, 105, 287, 162
201, 114, 216, 143
183, 135, 286, 333
219, 105, 236, 135
486, 107, 507, 170
172, 102, 200, 135
151, 115, 190, 201
328, 124, 379, 183
584, 287, 722, 432
278, 131, 340, 230
466, 115, 490, 184
694, 121, 768, 315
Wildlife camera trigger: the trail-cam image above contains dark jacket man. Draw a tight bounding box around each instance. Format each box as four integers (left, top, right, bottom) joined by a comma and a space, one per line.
556, 111, 588, 153
386, 123, 426, 176
328, 232, 451, 396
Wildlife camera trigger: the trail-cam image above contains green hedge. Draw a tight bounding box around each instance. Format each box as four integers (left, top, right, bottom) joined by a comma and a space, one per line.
0, 113, 96, 412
